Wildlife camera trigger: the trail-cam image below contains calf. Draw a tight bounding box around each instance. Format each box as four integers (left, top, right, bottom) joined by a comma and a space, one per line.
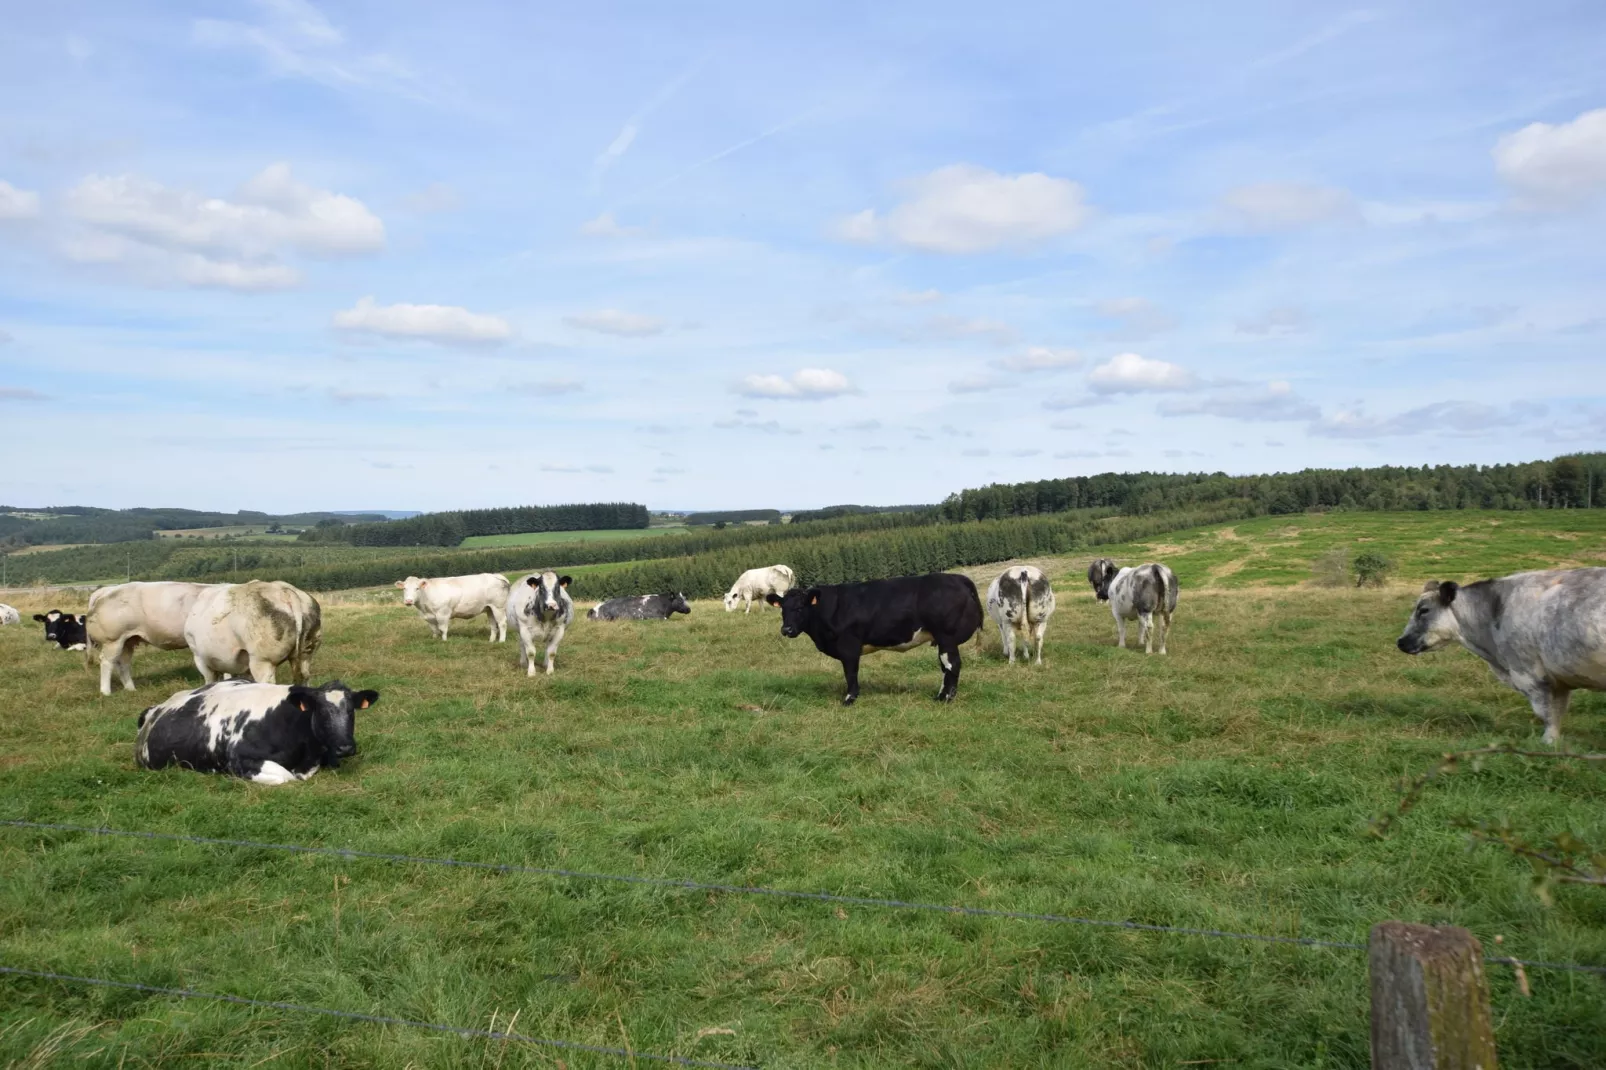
34, 610, 87, 650
1397, 568, 1606, 745
588, 593, 692, 620
724, 565, 795, 613
986, 565, 1056, 665
1087, 558, 1177, 654
0, 603, 19, 626
767, 572, 983, 705
85, 581, 215, 695
395, 573, 511, 641
136, 679, 376, 785
508, 572, 573, 676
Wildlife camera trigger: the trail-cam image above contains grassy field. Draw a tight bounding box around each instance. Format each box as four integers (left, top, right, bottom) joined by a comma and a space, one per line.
156, 526, 303, 540
1, 512, 1603, 1068
462, 527, 690, 549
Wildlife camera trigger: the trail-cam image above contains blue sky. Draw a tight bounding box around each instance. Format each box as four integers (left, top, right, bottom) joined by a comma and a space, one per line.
1, 1, 1603, 513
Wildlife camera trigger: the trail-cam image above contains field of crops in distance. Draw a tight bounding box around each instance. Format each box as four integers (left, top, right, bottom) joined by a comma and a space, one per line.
462, 526, 689, 548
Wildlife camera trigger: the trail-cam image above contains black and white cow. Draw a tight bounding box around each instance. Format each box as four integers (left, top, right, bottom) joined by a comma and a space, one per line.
588, 593, 692, 620
33, 610, 87, 650
508, 572, 574, 676
1397, 568, 1606, 745
1087, 558, 1178, 654
986, 565, 1056, 665
135, 679, 377, 785
767, 572, 983, 705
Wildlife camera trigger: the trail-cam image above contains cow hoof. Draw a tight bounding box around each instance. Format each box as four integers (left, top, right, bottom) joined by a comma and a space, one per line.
841, 694, 857, 707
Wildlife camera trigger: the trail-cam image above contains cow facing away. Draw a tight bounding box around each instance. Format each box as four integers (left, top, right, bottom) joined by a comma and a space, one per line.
33, 610, 86, 650
1397, 569, 1606, 745
768, 572, 983, 705
85, 581, 215, 696
589, 593, 691, 620
184, 581, 322, 685
1087, 558, 1177, 654
136, 679, 376, 784
395, 573, 511, 641
0, 604, 19, 626
986, 565, 1056, 665
508, 572, 573, 676
724, 565, 795, 613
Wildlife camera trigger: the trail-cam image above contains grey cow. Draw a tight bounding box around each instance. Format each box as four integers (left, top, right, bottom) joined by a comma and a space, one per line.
986, 565, 1056, 664
1396, 568, 1606, 745
1087, 558, 1178, 654
588, 593, 692, 621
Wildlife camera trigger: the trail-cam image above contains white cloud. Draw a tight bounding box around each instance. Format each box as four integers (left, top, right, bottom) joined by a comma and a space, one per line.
915, 315, 1019, 346
0, 180, 41, 220
995, 346, 1081, 373
1493, 108, 1606, 209
1041, 393, 1113, 411
961, 448, 991, 457
1048, 418, 1083, 430
948, 373, 1003, 394
1310, 400, 1545, 439
713, 418, 802, 434
892, 289, 943, 305
1094, 297, 1177, 338
1087, 352, 1195, 393
837, 164, 1090, 253
563, 309, 667, 336
333, 296, 512, 346
1236, 306, 1306, 335
1219, 182, 1358, 231
579, 212, 644, 237
328, 387, 387, 403
507, 379, 583, 396
735, 367, 855, 400
1159, 381, 1320, 422
402, 182, 459, 213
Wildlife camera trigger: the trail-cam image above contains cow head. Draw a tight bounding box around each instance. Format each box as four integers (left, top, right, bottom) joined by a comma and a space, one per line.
293, 680, 378, 767
767, 587, 817, 639
526, 572, 572, 615
667, 592, 692, 616
1087, 559, 1118, 602
395, 576, 427, 606
33, 609, 65, 642
723, 588, 740, 612
1396, 581, 1462, 655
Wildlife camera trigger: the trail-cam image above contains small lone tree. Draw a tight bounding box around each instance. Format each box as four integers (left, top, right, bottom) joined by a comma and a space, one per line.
1353, 549, 1392, 587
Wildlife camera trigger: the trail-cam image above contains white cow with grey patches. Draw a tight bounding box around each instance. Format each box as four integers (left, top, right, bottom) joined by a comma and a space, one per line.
986, 565, 1056, 665
85, 581, 216, 695
0, 604, 18, 626
1397, 568, 1606, 745
508, 572, 573, 676
1087, 558, 1178, 654
184, 580, 322, 685
395, 573, 511, 641
724, 565, 795, 613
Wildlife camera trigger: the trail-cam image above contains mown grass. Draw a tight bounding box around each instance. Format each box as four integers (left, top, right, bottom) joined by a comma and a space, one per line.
462, 527, 690, 549
1, 512, 1603, 1068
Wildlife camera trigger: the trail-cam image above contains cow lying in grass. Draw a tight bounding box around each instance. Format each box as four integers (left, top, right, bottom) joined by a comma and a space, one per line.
588, 593, 692, 620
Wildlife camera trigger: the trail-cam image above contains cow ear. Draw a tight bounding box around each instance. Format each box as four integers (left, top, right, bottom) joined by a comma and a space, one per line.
354, 690, 379, 710
527, 576, 539, 588
809, 590, 819, 606
559, 576, 572, 588
394, 581, 405, 588
1421, 581, 1438, 594
33, 614, 46, 622
1437, 581, 1458, 606
765, 592, 783, 606
419, 579, 428, 587
288, 685, 317, 713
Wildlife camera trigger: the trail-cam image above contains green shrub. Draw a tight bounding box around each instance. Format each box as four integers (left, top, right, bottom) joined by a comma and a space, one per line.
1353, 550, 1392, 587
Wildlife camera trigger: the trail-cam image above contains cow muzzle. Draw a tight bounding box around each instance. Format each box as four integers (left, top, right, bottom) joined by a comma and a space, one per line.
1396, 636, 1422, 655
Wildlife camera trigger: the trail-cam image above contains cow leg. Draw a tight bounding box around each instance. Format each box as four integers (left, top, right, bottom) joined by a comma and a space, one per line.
246, 760, 300, 786
936, 642, 962, 701
997, 620, 1015, 664
248, 657, 278, 684
1156, 610, 1171, 655
1114, 612, 1127, 649
838, 651, 861, 706
438, 615, 450, 641
1139, 611, 1154, 654
1031, 620, 1048, 665
544, 625, 565, 675
193, 654, 218, 685
117, 643, 137, 690
1522, 686, 1571, 745
98, 639, 122, 696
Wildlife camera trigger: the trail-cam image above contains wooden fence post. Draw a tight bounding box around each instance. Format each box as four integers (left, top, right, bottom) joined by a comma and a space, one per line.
1370, 922, 1498, 1069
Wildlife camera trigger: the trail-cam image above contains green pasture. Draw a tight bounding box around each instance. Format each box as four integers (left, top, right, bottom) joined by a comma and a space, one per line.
1, 512, 1603, 1068
462, 527, 689, 548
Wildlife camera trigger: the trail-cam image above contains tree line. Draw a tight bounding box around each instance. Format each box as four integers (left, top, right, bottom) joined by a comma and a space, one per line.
0, 507, 391, 549
297, 502, 650, 547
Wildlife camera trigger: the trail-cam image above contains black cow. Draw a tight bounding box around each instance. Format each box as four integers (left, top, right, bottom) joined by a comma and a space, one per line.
33, 610, 86, 650
135, 679, 377, 785
587, 593, 692, 620
766, 572, 983, 705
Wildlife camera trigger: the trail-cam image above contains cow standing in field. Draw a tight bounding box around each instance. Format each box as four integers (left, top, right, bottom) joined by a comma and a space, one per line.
0, 604, 19, 626
85, 581, 215, 695
986, 565, 1056, 665
136, 679, 376, 784
34, 610, 87, 650
768, 572, 983, 705
395, 573, 511, 641
1397, 568, 1606, 745
589, 593, 691, 620
724, 565, 795, 613
1087, 558, 1178, 654
508, 572, 573, 676
184, 581, 322, 685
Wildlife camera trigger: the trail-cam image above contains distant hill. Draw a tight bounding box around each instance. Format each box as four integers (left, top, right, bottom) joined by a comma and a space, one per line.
0, 506, 396, 549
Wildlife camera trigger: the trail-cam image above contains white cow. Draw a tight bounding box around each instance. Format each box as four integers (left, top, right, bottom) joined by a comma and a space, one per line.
395, 573, 510, 641
0, 604, 19, 626
723, 565, 795, 613
508, 572, 573, 676
85, 581, 215, 696
184, 581, 322, 685
1087, 558, 1178, 655
986, 565, 1056, 665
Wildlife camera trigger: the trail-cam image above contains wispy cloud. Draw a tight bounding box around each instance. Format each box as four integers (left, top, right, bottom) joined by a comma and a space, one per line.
192, 0, 426, 100
0, 386, 50, 402
838, 164, 1090, 253
563, 309, 667, 336
735, 368, 854, 400
334, 297, 511, 346
591, 54, 708, 191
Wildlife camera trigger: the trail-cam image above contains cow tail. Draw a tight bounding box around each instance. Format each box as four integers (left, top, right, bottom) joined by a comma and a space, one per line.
1151, 564, 1167, 611
83, 621, 97, 671
287, 589, 309, 670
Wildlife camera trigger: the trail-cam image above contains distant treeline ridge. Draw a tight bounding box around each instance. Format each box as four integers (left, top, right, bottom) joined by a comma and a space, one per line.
299, 503, 650, 547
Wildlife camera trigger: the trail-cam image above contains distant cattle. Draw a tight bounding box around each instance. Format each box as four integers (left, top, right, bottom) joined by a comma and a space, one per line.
986, 565, 1056, 665
1397, 568, 1606, 745
395, 573, 511, 641
85, 581, 215, 696
724, 565, 795, 613
588, 593, 691, 621
34, 610, 87, 650
508, 572, 573, 676
1087, 558, 1177, 654
184, 581, 322, 685
768, 572, 983, 705
136, 679, 376, 785
0, 603, 18, 626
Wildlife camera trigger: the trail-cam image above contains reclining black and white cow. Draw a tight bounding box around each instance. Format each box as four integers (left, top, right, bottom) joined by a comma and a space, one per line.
1397, 568, 1606, 745
1087, 558, 1178, 654
767, 572, 983, 705
588, 593, 691, 620
33, 610, 87, 650
135, 679, 377, 785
